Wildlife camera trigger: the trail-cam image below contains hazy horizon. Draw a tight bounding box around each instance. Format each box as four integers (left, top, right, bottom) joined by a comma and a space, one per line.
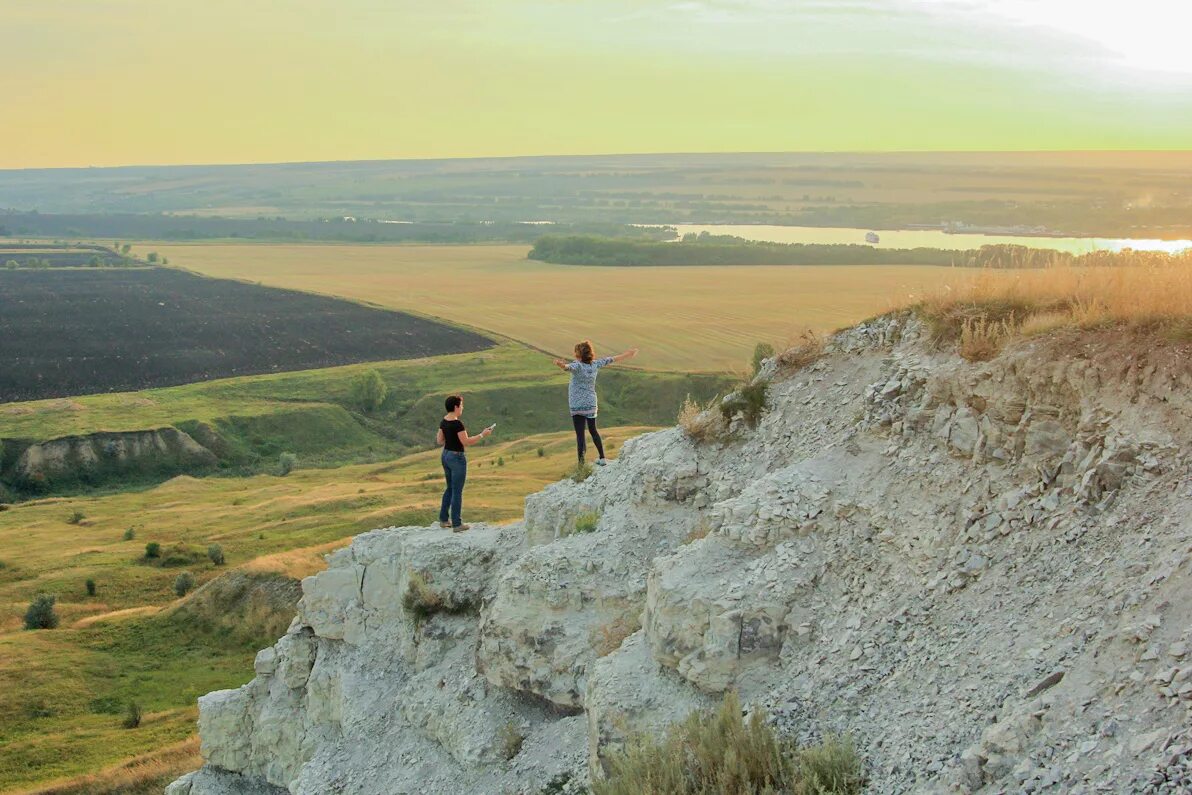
7, 148, 1192, 175
5, 1, 1192, 169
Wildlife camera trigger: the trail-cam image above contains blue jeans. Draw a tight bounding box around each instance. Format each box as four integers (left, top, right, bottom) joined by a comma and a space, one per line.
439, 450, 467, 527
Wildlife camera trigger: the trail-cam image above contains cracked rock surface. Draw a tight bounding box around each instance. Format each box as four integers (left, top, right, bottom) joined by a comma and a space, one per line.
170, 316, 1192, 794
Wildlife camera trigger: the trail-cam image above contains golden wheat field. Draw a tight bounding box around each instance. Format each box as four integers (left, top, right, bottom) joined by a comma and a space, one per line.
144, 243, 977, 372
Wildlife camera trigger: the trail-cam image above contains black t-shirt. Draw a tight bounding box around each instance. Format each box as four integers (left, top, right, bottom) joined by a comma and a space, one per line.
440, 418, 466, 452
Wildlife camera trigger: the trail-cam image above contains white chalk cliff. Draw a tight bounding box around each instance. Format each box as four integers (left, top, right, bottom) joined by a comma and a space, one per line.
169, 316, 1192, 794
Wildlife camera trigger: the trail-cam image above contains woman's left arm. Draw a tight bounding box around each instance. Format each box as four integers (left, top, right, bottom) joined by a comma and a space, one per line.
610, 347, 639, 363
436, 428, 445, 446
552, 358, 571, 371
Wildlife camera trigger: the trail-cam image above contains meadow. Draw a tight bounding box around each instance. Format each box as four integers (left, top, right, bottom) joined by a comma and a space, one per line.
0, 341, 726, 496
0, 425, 649, 793
142, 243, 976, 372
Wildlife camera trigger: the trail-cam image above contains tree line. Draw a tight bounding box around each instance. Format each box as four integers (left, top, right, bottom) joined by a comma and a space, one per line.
528, 233, 1129, 269
0, 211, 670, 245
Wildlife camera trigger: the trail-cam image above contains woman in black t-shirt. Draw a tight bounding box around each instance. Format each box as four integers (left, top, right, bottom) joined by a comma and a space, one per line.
435, 394, 494, 531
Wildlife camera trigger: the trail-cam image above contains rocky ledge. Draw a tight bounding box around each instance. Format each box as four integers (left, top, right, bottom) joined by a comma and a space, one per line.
169, 316, 1192, 794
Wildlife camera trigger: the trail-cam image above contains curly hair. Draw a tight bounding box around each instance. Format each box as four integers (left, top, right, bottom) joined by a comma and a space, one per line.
574, 340, 595, 364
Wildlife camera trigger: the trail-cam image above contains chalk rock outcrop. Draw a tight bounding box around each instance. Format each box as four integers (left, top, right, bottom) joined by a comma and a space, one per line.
6, 426, 217, 491
173, 316, 1192, 794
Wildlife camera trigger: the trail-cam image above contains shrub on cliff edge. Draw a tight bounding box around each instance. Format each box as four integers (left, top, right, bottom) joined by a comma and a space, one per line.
594, 691, 864, 795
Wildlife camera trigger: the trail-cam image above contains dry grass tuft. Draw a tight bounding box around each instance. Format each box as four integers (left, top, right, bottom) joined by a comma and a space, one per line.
678, 395, 728, 444
593, 691, 864, 795
401, 571, 476, 624
401, 571, 443, 622
498, 722, 525, 761
591, 612, 642, 657
21, 736, 200, 795
958, 316, 1012, 362
920, 249, 1192, 353
682, 519, 712, 545
776, 329, 826, 373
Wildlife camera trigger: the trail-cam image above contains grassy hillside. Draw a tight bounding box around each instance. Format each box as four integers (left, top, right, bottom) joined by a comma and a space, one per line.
0, 342, 728, 496
0, 426, 650, 792
143, 242, 977, 371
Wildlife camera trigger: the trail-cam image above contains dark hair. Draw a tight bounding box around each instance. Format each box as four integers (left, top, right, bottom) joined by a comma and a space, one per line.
445, 395, 463, 412
574, 340, 595, 364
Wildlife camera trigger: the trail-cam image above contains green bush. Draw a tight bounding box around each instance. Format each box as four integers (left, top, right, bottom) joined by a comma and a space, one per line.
160, 543, 204, 567
25, 699, 54, 718
88, 696, 122, 715
174, 571, 195, 597
569, 510, 600, 535
594, 691, 864, 795
497, 457, 506, 467
122, 701, 143, 729
144, 541, 161, 559
751, 342, 776, 376
23, 594, 59, 630
207, 543, 225, 566
277, 451, 298, 476
570, 462, 594, 483
537, 446, 546, 457
85, 578, 97, 597
123, 527, 136, 541
720, 379, 770, 429
349, 369, 388, 412
67, 510, 86, 525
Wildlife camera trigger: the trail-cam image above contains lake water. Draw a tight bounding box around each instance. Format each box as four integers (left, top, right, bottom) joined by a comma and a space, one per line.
668, 224, 1192, 255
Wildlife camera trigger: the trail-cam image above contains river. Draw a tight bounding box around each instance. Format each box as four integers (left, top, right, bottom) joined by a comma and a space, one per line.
667, 224, 1192, 255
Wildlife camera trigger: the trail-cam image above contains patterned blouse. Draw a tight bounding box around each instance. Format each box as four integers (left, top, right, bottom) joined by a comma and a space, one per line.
565, 357, 614, 417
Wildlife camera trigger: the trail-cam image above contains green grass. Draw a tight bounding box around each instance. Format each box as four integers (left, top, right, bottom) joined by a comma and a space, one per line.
0, 343, 544, 442
0, 342, 729, 496
0, 613, 258, 790
0, 426, 650, 791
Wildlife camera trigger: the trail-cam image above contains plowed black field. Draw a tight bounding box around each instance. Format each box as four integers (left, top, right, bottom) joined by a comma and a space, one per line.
0, 268, 493, 402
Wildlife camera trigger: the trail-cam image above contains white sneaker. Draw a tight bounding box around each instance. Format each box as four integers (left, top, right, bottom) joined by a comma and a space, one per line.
596, 458, 608, 466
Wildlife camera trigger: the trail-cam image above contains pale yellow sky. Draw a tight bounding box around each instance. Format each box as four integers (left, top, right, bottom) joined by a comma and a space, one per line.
3, 0, 1192, 168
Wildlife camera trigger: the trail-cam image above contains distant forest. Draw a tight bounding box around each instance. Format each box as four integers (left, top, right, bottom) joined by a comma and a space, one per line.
0, 211, 669, 245
3, 154, 1190, 236
528, 233, 1071, 268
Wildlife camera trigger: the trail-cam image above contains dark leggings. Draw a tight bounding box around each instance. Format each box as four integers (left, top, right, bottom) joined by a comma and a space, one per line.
572, 414, 604, 462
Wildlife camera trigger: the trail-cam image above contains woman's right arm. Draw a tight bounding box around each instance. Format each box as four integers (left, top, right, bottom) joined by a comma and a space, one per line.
457, 427, 493, 447
436, 428, 445, 446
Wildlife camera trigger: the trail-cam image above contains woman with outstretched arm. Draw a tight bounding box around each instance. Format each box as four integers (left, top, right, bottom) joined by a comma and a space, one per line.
435, 394, 494, 531
553, 340, 638, 466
